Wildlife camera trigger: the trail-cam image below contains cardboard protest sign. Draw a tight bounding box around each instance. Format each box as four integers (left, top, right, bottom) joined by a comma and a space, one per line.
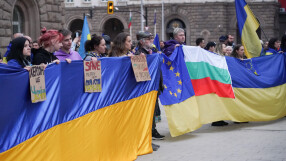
83, 61, 102, 92
131, 55, 151, 82
29, 65, 46, 103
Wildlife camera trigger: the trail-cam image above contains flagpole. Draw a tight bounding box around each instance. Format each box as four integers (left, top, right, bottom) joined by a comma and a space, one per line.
161, 0, 165, 41
140, 0, 144, 31
130, 25, 132, 41
129, 11, 132, 40
154, 9, 156, 36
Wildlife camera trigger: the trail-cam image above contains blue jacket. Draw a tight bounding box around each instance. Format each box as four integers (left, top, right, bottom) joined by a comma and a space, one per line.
162, 40, 180, 57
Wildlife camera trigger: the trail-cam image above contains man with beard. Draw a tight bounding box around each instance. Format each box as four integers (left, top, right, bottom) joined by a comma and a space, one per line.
226, 34, 235, 47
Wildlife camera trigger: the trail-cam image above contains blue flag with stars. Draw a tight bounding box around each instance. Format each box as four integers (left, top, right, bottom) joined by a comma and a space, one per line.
159, 46, 195, 105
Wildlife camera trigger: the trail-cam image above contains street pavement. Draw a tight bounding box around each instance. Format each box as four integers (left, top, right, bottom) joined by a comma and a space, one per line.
137, 107, 286, 161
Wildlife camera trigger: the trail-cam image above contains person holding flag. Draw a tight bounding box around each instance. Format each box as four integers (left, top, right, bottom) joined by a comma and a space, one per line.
32, 28, 63, 65
54, 29, 82, 61
162, 28, 185, 57
265, 38, 282, 55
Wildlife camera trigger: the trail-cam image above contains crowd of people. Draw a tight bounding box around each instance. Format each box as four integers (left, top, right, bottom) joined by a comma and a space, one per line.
0, 27, 286, 151
195, 34, 286, 59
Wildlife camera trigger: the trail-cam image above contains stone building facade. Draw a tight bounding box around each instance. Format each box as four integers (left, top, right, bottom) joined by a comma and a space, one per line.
0, 0, 65, 55
0, 0, 284, 56
64, 1, 282, 46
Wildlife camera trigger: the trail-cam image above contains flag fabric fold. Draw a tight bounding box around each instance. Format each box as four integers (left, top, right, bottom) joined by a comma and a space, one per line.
0, 54, 162, 161
235, 0, 262, 58
153, 34, 161, 51
183, 46, 235, 98
160, 46, 286, 137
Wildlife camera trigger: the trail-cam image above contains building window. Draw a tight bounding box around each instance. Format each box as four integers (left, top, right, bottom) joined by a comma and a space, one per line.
101, 0, 108, 2
84, 0, 91, 2
12, 7, 24, 34
66, 0, 74, 2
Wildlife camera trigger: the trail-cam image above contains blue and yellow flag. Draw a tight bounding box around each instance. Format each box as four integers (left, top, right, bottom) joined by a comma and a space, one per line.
160, 46, 286, 137
78, 16, 91, 58
0, 55, 161, 161
153, 34, 161, 51
235, 0, 262, 58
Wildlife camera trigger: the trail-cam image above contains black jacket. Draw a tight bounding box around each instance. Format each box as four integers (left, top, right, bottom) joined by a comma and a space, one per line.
32, 48, 58, 65
135, 47, 150, 55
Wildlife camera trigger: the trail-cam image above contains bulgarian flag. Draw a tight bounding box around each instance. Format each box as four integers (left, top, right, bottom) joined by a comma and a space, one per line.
128, 11, 132, 29
183, 46, 235, 98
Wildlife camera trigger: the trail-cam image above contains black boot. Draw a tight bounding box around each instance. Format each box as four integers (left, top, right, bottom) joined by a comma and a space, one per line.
211, 121, 229, 126
152, 129, 165, 140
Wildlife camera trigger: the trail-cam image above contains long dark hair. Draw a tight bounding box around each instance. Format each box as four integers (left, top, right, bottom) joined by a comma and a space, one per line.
281, 35, 286, 51
84, 35, 103, 53
7, 37, 29, 67
231, 44, 243, 59
268, 38, 279, 50
108, 32, 130, 57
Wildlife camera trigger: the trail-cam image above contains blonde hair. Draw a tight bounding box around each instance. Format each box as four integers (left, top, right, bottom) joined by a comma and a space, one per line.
215, 42, 226, 56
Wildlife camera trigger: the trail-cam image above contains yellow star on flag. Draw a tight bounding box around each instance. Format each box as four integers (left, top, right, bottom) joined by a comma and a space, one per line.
174, 93, 177, 97
164, 84, 167, 89
175, 72, 180, 77
169, 91, 173, 95
167, 61, 171, 66
177, 89, 182, 93
178, 80, 182, 85
163, 58, 165, 64
170, 66, 174, 71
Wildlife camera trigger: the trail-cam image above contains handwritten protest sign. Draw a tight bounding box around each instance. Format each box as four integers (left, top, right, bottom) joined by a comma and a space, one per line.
29, 65, 46, 103
83, 61, 102, 92
131, 55, 151, 82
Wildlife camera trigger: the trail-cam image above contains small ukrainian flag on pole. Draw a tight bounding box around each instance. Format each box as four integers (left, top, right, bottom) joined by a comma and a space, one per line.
78, 16, 91, 59
235, 0, 262, 58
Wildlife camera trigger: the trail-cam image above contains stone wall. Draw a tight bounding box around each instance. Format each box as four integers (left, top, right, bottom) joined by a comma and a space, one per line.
0, 1, 281, 56
64, 1, 280, 46
0, 0, 65, 56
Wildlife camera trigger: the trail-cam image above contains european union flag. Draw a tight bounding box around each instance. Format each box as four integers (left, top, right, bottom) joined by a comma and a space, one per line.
159, 46, 195, 105
78, 16, 91, 59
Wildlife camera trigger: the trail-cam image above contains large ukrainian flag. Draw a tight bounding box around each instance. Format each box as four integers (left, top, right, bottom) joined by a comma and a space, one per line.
235, 0, 262, 58
0, 55, 162, 161
160, 46, 286, 137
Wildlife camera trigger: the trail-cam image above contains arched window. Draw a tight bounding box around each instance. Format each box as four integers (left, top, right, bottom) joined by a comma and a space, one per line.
12, 0, 40, 41
69, 19, 84, 34
12, 6, 24, 34
166, 19, 186, 41
103, 18, 124, 41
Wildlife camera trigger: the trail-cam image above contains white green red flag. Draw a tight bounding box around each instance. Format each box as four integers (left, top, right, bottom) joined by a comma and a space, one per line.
128, 11, 132, 29
183, 46, 235, 98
